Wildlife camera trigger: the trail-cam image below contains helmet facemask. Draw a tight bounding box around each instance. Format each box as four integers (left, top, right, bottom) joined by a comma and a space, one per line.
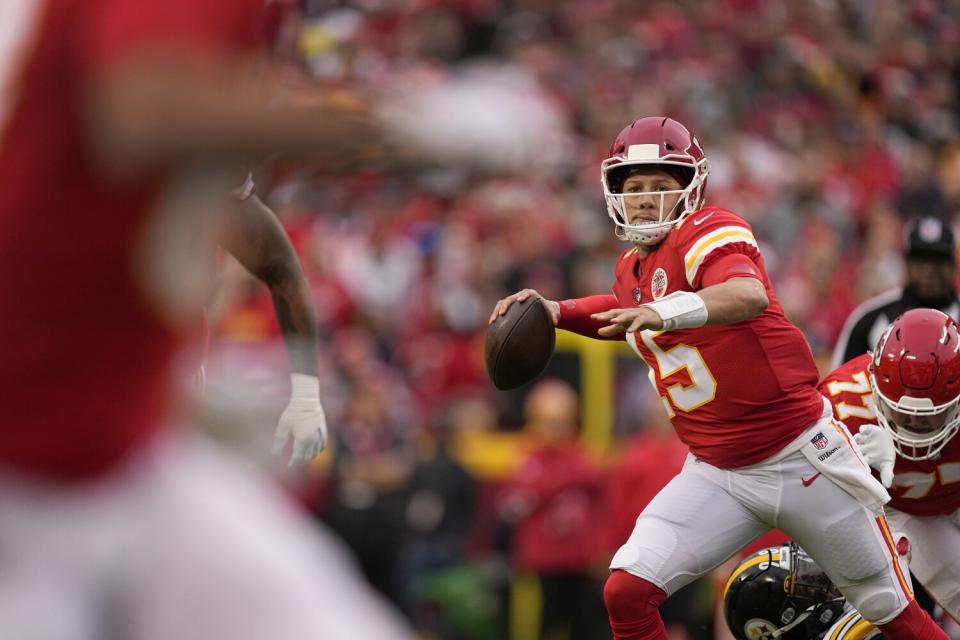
601, 155, 709, 246
779, 544, 845, 634
870, 377, 960, 461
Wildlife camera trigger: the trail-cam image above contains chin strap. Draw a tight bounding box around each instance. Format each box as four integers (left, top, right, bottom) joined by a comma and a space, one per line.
770, 599, 846, 639
770, 608, 814, 638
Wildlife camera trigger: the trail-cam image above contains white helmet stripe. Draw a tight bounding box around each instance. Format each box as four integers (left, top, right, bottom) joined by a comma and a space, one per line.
626, 144, 660, 160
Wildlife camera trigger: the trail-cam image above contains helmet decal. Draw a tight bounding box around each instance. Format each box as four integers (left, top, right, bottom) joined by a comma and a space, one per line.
744, 619, 778, 638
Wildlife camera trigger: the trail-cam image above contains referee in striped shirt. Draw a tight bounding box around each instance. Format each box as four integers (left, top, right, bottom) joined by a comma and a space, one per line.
832, 216, 959, 369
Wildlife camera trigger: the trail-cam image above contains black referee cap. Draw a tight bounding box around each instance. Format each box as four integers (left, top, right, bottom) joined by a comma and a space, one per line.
906, 217, 956, 261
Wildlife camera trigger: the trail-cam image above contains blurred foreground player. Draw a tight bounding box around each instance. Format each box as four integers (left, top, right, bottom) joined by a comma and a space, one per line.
490, 116, 946, 639
0, 0, 540, 637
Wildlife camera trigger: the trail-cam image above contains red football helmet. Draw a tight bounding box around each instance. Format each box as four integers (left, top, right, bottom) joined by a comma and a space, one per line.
869, 308, 960, 461
600, 116, 710, 246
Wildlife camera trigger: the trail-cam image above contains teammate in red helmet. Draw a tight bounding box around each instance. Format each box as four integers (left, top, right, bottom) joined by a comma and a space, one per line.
821, 308, 960, 626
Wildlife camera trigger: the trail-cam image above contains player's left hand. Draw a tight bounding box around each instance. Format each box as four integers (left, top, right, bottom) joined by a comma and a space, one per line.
853, 424, 896, 488
592, 307, 664, 337
273, 374, 328, 466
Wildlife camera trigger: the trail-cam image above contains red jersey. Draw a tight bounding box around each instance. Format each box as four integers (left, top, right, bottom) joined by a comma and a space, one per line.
819, 355, 960, 517
0, 0, 261, 480
614, 208, 824, 468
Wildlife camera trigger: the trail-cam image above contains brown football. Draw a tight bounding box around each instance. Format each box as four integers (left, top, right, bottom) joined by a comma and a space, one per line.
485, 297, 556, 390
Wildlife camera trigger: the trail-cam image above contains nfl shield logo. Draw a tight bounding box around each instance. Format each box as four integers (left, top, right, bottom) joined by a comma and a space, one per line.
811, 432, 828, 450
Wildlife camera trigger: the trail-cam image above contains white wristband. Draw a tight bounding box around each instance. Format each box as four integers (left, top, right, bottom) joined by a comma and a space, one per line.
643, 291, 708, 331
290, 373, 321, 402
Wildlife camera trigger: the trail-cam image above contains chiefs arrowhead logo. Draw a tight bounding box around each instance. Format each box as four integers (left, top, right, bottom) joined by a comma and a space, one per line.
651, 268, 668, 300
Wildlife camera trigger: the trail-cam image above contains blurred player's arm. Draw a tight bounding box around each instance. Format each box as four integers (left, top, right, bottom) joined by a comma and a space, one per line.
82, 51, 389, 179
220, 193, 327, 466
78, 0, 563, 179
221, 193, 318, 377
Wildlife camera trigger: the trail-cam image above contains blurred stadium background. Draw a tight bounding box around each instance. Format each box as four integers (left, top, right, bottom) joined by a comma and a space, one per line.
198, 1, 960, 638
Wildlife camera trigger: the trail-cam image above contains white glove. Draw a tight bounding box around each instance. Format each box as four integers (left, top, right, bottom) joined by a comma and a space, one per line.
853, 424, 896, 488
272, 374, 328, 466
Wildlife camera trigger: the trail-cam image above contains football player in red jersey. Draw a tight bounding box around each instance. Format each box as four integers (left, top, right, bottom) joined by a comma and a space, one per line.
0, 0, 519, 637
821, 308, 960, 623
490, 116, 946, 640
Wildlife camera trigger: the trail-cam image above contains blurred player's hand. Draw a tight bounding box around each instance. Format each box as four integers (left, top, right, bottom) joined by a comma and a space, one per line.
273, 374, 328, 466
853, 424, 896, 488
380, 67, 571, 174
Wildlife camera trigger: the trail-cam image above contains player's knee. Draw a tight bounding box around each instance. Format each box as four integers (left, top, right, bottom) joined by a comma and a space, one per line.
839, 568, 909, 623
603, 570, 666, 621
823, 513, 889, 582
922, 566, 960, 618
939, 591, 960, 621
854, 590, 903, 624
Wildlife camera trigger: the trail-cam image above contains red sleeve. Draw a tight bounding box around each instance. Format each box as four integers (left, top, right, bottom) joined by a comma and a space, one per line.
699, 253, 762, 288
76, 0, 263, 75
674, 208, 763, 289
556, 294, 621, 341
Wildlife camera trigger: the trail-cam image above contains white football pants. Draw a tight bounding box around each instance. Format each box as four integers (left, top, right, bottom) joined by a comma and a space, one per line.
610, 405, 914, 625
885, 506, 960, 621
0, 431, 412, 640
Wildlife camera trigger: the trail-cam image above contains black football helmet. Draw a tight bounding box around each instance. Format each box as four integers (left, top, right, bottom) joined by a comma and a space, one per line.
723, 543, 847, 640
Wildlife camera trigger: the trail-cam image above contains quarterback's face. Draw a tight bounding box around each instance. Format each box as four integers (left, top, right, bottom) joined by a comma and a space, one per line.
878, 401, 956, 435
621, 170, 684, 225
